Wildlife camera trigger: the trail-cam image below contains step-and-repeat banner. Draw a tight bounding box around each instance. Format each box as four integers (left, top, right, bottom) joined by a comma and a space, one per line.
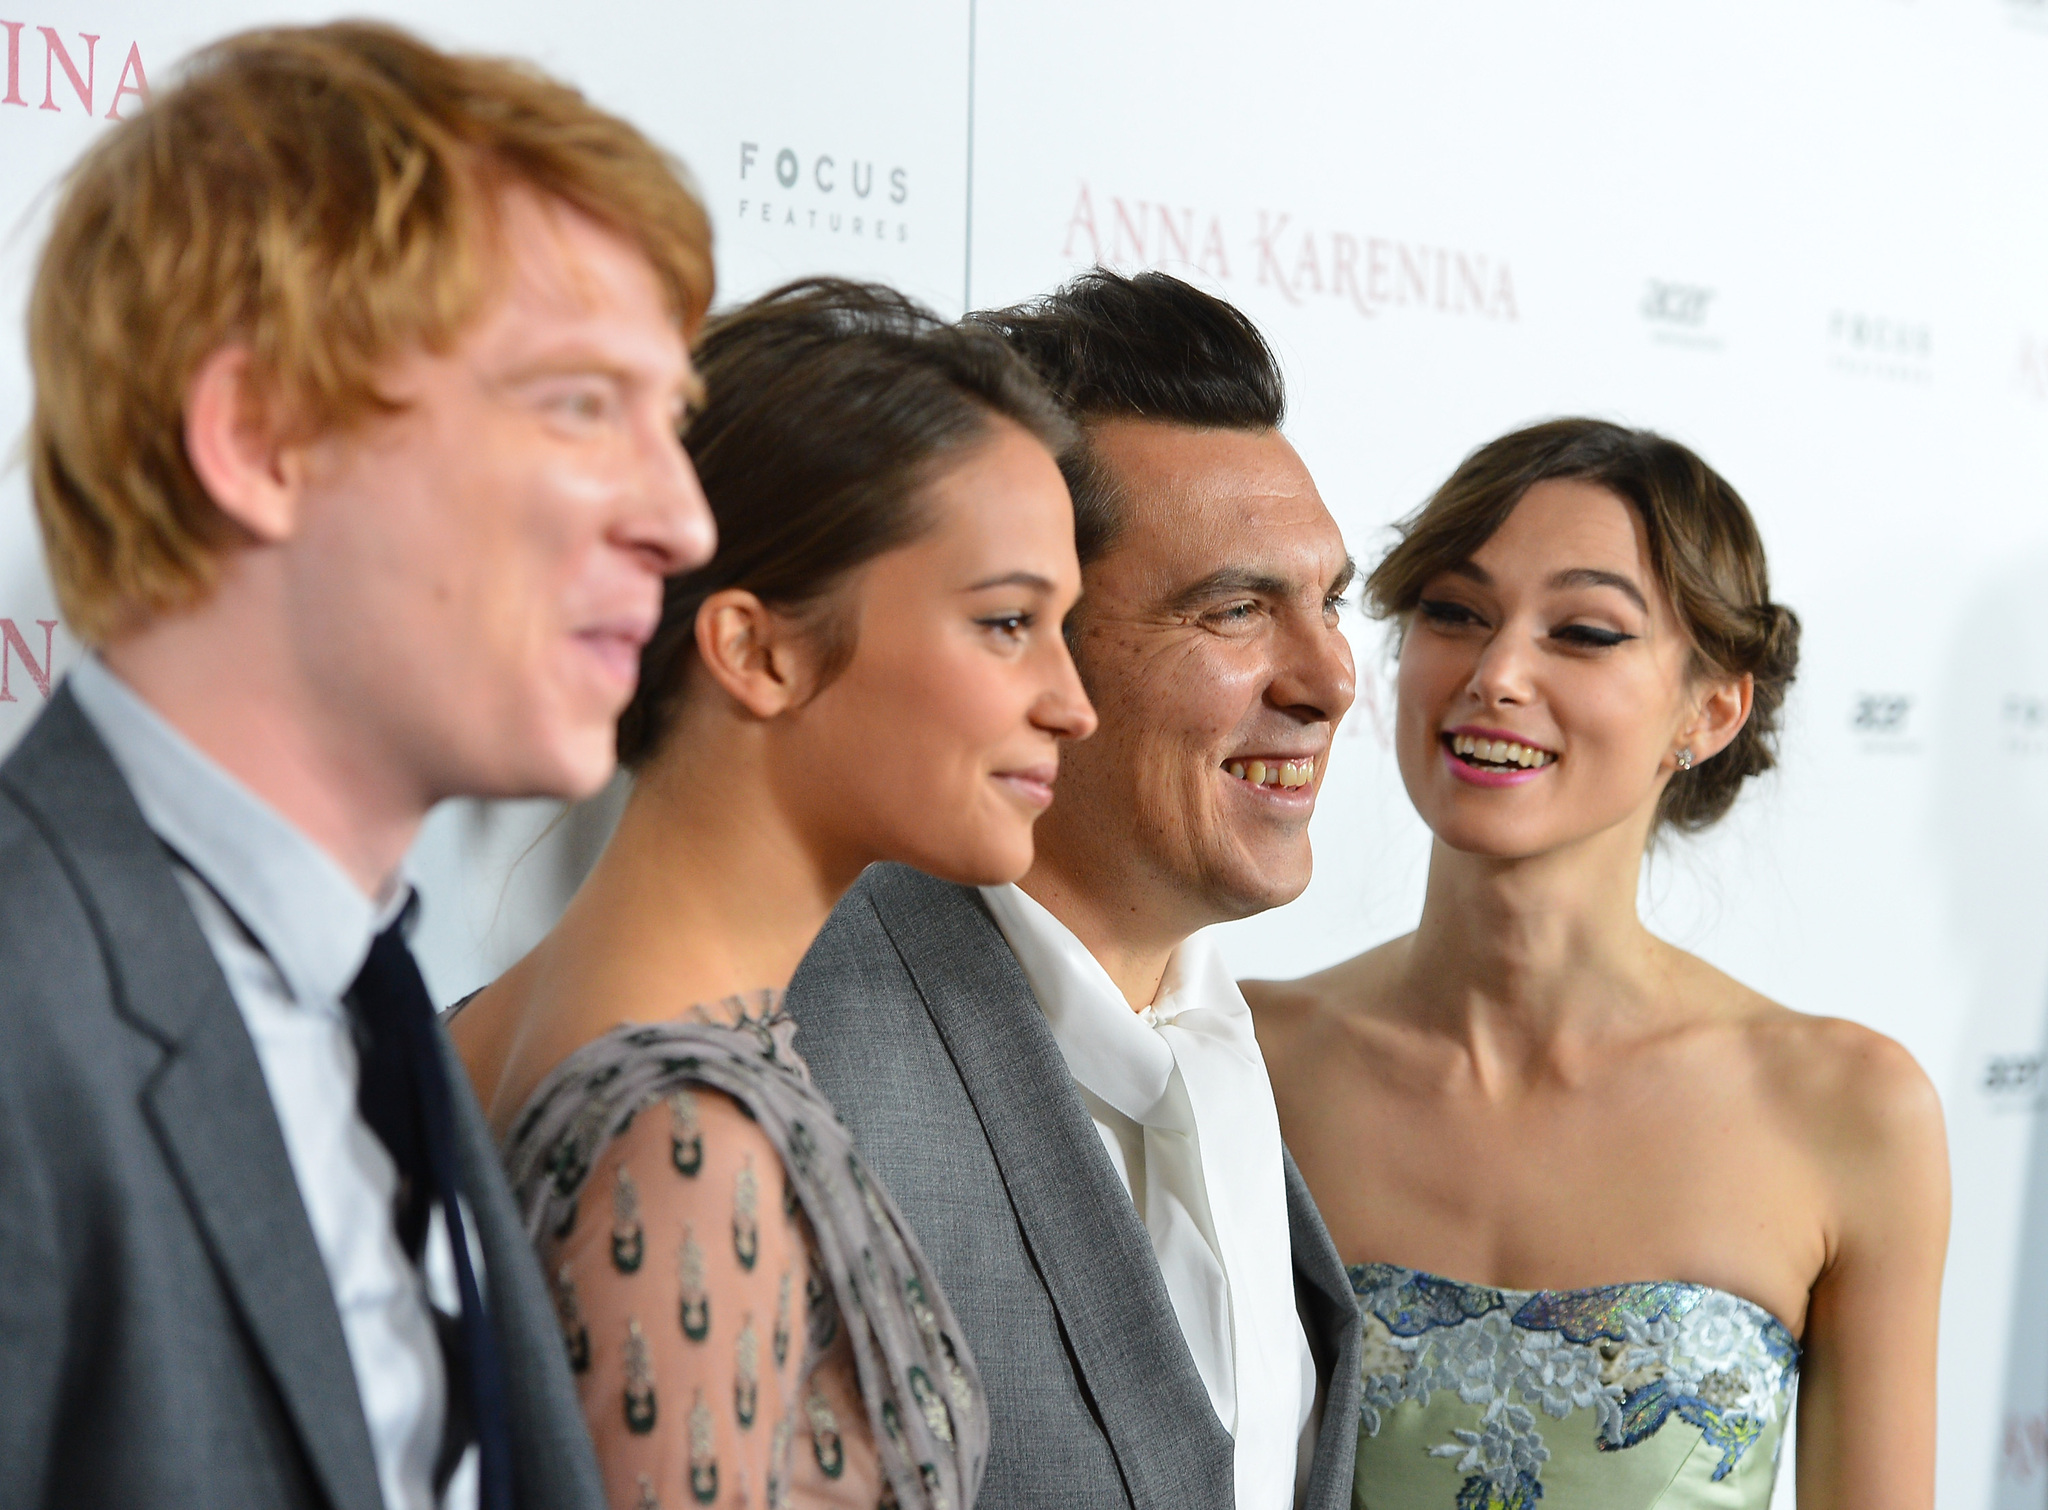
3, 2, 2046, 1503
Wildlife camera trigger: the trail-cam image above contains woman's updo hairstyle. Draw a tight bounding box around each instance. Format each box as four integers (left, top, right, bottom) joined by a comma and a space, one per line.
617, 277, 1078, 770
1365, 418, 1800, 835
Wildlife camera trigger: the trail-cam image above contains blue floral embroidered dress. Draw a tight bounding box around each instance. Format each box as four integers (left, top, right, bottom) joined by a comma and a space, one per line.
1349, 1264, 1799, 1510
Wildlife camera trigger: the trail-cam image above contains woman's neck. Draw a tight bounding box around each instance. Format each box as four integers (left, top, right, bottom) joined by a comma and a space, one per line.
1397, 822, 1674, 1084
559, 733, 851, 1014
464, 705, 856, 1131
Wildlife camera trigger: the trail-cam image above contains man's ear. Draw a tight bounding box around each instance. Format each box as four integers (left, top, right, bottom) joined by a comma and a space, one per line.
1683, 672, 1754, 764
182, 346, 303, 544
692, 589, 813, 719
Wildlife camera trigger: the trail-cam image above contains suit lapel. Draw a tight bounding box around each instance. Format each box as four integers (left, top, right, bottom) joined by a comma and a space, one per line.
863, 865, 1234, 1509
2, 690, 384, 1510
1284, 1148, 1363, 1510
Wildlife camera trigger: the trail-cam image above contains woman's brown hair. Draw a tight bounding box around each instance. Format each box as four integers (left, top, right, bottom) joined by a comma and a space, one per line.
1365, 418, 1800, 835
616, 278, 1078, 770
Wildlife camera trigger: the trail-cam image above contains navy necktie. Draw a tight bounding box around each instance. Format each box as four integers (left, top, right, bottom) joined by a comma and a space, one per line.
349, 915, 513, 1510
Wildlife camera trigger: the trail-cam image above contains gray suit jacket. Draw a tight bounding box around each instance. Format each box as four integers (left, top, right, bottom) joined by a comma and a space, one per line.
786, 864, 1362, 1510
0, 687, 602, 1510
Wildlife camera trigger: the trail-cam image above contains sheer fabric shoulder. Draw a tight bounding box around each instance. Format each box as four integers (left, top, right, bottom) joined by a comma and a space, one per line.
543, 1085, 882, 1510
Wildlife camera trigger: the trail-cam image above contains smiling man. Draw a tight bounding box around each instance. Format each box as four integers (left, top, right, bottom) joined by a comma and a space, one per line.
0, 25, 713, 1510
787, 270, 1363, 1510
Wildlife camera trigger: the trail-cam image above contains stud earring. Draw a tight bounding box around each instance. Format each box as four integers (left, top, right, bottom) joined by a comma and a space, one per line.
1675, 748, 1694, 771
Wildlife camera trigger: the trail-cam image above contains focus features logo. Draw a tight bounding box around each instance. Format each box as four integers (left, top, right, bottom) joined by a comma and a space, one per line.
1062, 183, 1518, 324
1, 23, 151, 120
2004, 694, 2048, 756
735, 141, 911, 245
1827, 309, 1932, 384
1641, 280, 1721, 351
1851, 691, 1918, 754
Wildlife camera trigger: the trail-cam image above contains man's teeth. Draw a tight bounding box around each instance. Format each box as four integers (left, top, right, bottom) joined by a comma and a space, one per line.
1224, 757, 1316, 789
1449, 733, 1555, 769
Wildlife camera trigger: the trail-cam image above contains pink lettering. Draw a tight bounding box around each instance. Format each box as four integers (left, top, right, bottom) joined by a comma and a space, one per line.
2, 21, 24, 106
1492, 263, 1518, 321
1062, 182, 1100, 262
103, 39, 145, 119
1456, 253, 1487, 315
37, 26, 95, 114
1331, 233, 1368, 316
1197, 216, 1230, 280
1397, 243, 1429, 307
1155, 205, 1193, 265
0, 619, 57, 702
1254, 212, 1298, 303
1109, 196, 1149, 264
1291, 231, 1324, 296
1366, 238, 1391, 307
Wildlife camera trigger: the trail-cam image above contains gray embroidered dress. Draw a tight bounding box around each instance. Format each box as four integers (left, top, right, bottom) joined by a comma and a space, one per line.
1349, 1264, 1799, 1510
501, 1000, 985, 1510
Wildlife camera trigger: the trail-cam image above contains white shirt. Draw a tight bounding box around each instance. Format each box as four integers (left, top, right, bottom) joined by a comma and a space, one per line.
71, 656, 478, 1510
980, 883, 1320, 1510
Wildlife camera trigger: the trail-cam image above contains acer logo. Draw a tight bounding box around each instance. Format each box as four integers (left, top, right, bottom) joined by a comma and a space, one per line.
1850, 692, 1912, 735
1641, 281, 1714, 326
0, 619, 56, 702
2, 22, 149, 119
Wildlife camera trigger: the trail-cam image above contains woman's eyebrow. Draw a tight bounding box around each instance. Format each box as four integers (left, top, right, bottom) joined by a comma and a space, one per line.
1550, 567, 1649, 612
965, 571, 1054, 592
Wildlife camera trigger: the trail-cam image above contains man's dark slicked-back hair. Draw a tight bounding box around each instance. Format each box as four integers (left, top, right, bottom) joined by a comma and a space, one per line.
967, 268, 1286, 567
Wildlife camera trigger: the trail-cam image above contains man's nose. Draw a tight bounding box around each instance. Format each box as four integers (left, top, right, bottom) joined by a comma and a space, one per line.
625, 418, 717, 576
1271, 614, 1357, 724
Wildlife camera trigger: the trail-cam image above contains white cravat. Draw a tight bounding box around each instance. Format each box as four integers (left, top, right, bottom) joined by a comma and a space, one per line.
980, 884, 1315, 1510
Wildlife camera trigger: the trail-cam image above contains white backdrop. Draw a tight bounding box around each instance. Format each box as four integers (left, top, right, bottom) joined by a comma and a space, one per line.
3, 4, 2046, 1505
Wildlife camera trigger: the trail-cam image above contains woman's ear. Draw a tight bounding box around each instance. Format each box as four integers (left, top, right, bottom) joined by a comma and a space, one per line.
693, 589, 811, 719
1682, 672, 1754, 765
183, 345, 303, 543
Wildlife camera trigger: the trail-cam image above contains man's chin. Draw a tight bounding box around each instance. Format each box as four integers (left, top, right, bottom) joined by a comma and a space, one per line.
1202, 851, 1314, 923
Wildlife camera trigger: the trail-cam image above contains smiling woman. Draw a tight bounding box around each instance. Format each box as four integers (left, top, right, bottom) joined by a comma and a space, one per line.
1246, 419, 1949, 1510
450, 278, 1095, 1510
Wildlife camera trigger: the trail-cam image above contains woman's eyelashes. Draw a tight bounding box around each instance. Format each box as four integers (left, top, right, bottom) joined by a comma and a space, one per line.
1417, 597, 1485, 629
1551, 623, 1636, 649
1419, 597, 1636, 650
975, 611, 1035, 644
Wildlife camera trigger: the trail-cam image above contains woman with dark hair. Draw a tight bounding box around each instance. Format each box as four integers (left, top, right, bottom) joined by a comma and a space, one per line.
451, 279, 1096, 1510
1247, 420, 1945, 1510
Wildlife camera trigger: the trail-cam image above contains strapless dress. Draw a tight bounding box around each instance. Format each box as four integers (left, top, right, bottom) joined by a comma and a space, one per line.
1348, 1263, 1800, 1510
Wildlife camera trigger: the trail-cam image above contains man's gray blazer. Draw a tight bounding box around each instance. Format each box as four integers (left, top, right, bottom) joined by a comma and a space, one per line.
0, 687, 602, 1510
786, 863, 1363, 1510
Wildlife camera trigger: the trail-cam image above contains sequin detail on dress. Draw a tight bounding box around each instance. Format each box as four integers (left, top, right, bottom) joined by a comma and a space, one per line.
1350, 1263, 1799, 1510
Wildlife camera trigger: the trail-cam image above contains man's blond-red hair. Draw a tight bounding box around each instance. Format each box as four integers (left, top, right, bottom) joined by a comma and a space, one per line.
29, 21, 715, 643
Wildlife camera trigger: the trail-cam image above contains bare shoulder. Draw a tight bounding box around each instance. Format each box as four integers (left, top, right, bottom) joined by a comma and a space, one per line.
1243, 935, 1412, 1069
1677, 951, 1947, 1193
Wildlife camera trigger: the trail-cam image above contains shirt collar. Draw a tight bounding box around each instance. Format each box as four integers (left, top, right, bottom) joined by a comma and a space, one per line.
68, 654, 400, 1011
980, 882, 1219, 1126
